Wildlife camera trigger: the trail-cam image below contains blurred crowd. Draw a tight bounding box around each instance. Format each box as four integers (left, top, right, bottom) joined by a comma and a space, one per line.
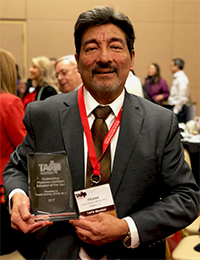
14, 54, 195, 125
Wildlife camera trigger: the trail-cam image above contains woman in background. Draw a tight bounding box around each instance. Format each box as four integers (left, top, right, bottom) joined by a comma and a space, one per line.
0, 49, 27, 255
23, 56, 60, 109
143, 63, 169, 105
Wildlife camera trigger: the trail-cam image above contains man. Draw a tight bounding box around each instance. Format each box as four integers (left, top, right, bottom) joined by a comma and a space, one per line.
3, 6, 199, 260
55, 55, 82, 93
168, 58, 190, 123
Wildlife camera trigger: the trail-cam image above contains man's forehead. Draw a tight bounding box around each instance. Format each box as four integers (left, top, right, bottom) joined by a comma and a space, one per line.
81, 24, 126, 44
56, 60, 74, 69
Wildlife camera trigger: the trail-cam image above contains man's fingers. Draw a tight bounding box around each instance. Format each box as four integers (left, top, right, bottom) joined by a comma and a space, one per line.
11, 222, 21, 230
18, 200, 33, 222
29, 221, 53, 233
70, 219, 93, 233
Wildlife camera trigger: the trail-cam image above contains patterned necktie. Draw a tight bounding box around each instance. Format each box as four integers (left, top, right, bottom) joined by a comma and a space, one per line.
86, 106, 112, 188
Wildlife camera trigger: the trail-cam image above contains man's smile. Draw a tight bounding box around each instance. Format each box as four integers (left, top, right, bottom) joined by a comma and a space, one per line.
95, 70, 115, 74
92, 66, 118, 76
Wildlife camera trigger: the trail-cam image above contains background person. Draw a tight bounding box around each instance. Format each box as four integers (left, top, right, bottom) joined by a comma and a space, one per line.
55, 55, 82, 93
3, 6, 199, 260
125, 70, 144, 97
167, 58, 190, 123
0, 49, 26, 255
23, 56, 60, 109
15, 64, 26, 100
15, 64, 21, 89
143, 63, 169, 105
17, 79, 27, 100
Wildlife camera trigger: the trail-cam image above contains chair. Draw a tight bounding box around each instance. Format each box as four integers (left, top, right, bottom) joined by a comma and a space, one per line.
172, 235, 200, 260
179, 216, 200, 238
166, 216, 200, 259
166, 232, 183, 260
184, 148, 191, 169
184, 216, 200, 236
0, 250, 26, 260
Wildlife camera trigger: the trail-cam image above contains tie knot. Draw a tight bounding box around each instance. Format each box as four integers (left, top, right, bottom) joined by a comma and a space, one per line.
93, 106, 111, 120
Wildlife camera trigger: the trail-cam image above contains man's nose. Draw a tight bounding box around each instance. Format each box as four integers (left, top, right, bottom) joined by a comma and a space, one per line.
96, 48, 112, 64
57, 74, 63, 80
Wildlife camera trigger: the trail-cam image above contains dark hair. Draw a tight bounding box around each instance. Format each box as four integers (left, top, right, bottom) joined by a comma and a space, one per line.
15, 64, 21, 79
74, 6, 135, 59
50, 58, 57, 62
173, 58, 184, 70
151, 63, 160, 84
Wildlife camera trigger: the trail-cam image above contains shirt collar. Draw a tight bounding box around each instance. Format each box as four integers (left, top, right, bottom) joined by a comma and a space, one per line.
174, 70, 183, 78
83, 86, 125, 117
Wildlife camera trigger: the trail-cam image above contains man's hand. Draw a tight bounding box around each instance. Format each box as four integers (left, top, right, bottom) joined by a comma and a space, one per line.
11, 192, 53, 233
69, 212, 129, 246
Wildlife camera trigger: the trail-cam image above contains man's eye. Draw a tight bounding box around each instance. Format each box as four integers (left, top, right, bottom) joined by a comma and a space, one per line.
111, 45, 122, 50
55, 71, 67, 78
60, 71, 67, 76
86, 47, 97, 52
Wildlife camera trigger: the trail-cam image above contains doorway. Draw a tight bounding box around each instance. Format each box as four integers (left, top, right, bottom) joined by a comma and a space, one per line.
0, 20, 27, 79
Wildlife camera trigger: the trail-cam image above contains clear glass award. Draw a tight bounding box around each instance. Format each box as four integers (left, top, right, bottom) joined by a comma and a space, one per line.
28, 151, 78, 222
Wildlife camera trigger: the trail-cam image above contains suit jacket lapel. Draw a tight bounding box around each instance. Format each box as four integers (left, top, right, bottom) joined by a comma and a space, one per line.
58, 91, 84, 191
111, 92, 144, 197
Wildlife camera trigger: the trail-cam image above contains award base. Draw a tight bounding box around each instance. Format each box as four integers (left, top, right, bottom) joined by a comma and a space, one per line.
32, 212, 78, 222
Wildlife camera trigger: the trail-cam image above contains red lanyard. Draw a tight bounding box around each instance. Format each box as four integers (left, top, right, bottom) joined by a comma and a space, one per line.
78, 85, 122, 177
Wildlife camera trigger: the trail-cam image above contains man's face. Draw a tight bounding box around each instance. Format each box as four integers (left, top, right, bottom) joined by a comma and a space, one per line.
55, 60, 82, 93
170, 61, 179, 74
76, 23, 134, 104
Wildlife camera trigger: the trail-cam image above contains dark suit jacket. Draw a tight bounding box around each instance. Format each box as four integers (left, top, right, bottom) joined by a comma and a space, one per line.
3, 90, 199, 260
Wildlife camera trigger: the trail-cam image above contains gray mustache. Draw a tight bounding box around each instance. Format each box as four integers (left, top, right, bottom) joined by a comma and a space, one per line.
92, 65, 118, 75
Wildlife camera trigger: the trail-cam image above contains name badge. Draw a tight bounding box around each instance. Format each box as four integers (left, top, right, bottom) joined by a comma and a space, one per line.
74, 184, 117, 217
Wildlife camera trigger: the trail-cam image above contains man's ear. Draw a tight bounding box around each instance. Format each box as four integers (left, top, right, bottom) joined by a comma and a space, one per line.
130, 50, 135, 71
75, 54, 79, 72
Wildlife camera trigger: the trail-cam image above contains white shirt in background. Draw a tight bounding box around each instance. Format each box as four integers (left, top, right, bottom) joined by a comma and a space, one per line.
125, 71, 144, 98
168, 70, 190, 114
